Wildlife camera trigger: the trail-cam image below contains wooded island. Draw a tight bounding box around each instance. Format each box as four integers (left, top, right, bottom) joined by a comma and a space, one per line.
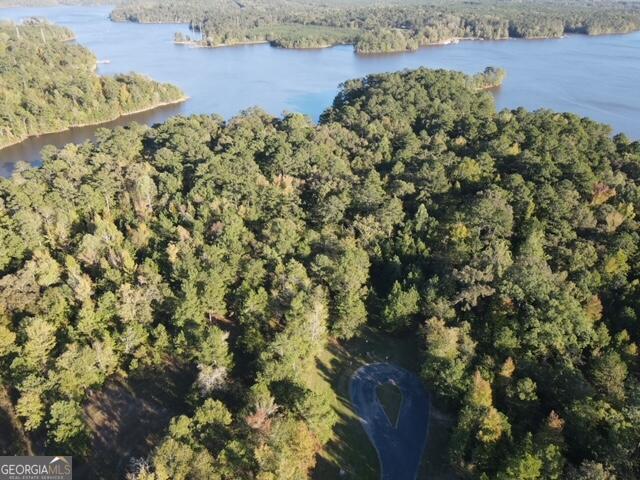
110, 0, 640, 53
0, 19, 185, 150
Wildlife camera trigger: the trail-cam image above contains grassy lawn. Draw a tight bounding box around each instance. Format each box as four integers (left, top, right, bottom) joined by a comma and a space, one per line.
376, 382, 402, 427
307, 326, 458, 480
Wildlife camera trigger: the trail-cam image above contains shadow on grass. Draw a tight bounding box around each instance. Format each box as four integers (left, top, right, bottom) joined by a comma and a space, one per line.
312, 339, 378, 479
310, 326, 459, 480
377, 382, 402, 427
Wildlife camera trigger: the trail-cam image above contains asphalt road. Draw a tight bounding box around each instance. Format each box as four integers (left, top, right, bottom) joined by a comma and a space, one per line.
350, 363, 430, 480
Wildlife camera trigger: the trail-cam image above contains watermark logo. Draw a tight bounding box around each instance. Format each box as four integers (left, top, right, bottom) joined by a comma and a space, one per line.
0, 456, 72, 480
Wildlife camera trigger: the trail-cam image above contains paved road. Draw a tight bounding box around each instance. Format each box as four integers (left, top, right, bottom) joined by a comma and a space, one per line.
350, 363, 430, 480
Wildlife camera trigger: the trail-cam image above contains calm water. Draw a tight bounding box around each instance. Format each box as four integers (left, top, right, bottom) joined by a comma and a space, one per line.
1, 5, 640, 176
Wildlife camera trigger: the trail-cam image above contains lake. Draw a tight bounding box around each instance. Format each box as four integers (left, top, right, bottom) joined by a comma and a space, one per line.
1, 5, 640, 176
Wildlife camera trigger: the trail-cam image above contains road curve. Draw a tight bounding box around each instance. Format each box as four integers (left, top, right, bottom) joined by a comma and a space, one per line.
349, 363, 430, 480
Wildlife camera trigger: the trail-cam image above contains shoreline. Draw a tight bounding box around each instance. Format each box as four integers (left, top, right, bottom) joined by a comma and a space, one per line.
170, 28, 635, 54
175, 39, 270, 48
0, 96, 188, 153
172, 33, 576, 55
176, 39, 347, 50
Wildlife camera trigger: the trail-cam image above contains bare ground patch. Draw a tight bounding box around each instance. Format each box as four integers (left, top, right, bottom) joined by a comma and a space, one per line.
78, 361, 195, 479
0, 385, 33, 456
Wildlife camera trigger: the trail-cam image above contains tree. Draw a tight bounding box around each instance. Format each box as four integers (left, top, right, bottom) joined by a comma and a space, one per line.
0, 324, 16, 359
1, 64, 640, 478
255, 418, 319, 480
18, 317, 57, 374
381, 281, 421, 332
590, 352, 628, 404
422, 317, 476, 398
48, 400, 89, 454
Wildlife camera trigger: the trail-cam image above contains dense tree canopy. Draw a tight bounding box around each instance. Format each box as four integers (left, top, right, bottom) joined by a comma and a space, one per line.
0, 0, 122, 6
110, 0, 640, 53
0, 20, 184, 149
0, 66, 639, 478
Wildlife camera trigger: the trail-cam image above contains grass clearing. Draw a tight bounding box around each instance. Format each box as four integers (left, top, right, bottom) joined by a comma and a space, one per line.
376, 382, 402, 427
308, 326, 457, 479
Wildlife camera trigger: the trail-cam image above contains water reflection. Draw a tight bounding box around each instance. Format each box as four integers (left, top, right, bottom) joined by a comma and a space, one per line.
0, 103, 185, 177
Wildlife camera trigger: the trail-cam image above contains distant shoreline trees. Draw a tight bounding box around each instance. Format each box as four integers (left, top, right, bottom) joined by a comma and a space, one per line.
0, 20, 185, 150
110, 0, 640, 53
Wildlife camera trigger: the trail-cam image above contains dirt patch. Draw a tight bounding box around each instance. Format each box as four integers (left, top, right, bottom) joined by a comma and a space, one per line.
78, 361, 195, 479
0, 408, 20, 455
0, 385, 33, 456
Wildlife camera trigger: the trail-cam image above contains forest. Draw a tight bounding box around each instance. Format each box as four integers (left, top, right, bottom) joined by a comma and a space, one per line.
0, 0, 121, 6
0, 64, 638, 479
110, 0, 640, 53
0, 20, 185, 149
